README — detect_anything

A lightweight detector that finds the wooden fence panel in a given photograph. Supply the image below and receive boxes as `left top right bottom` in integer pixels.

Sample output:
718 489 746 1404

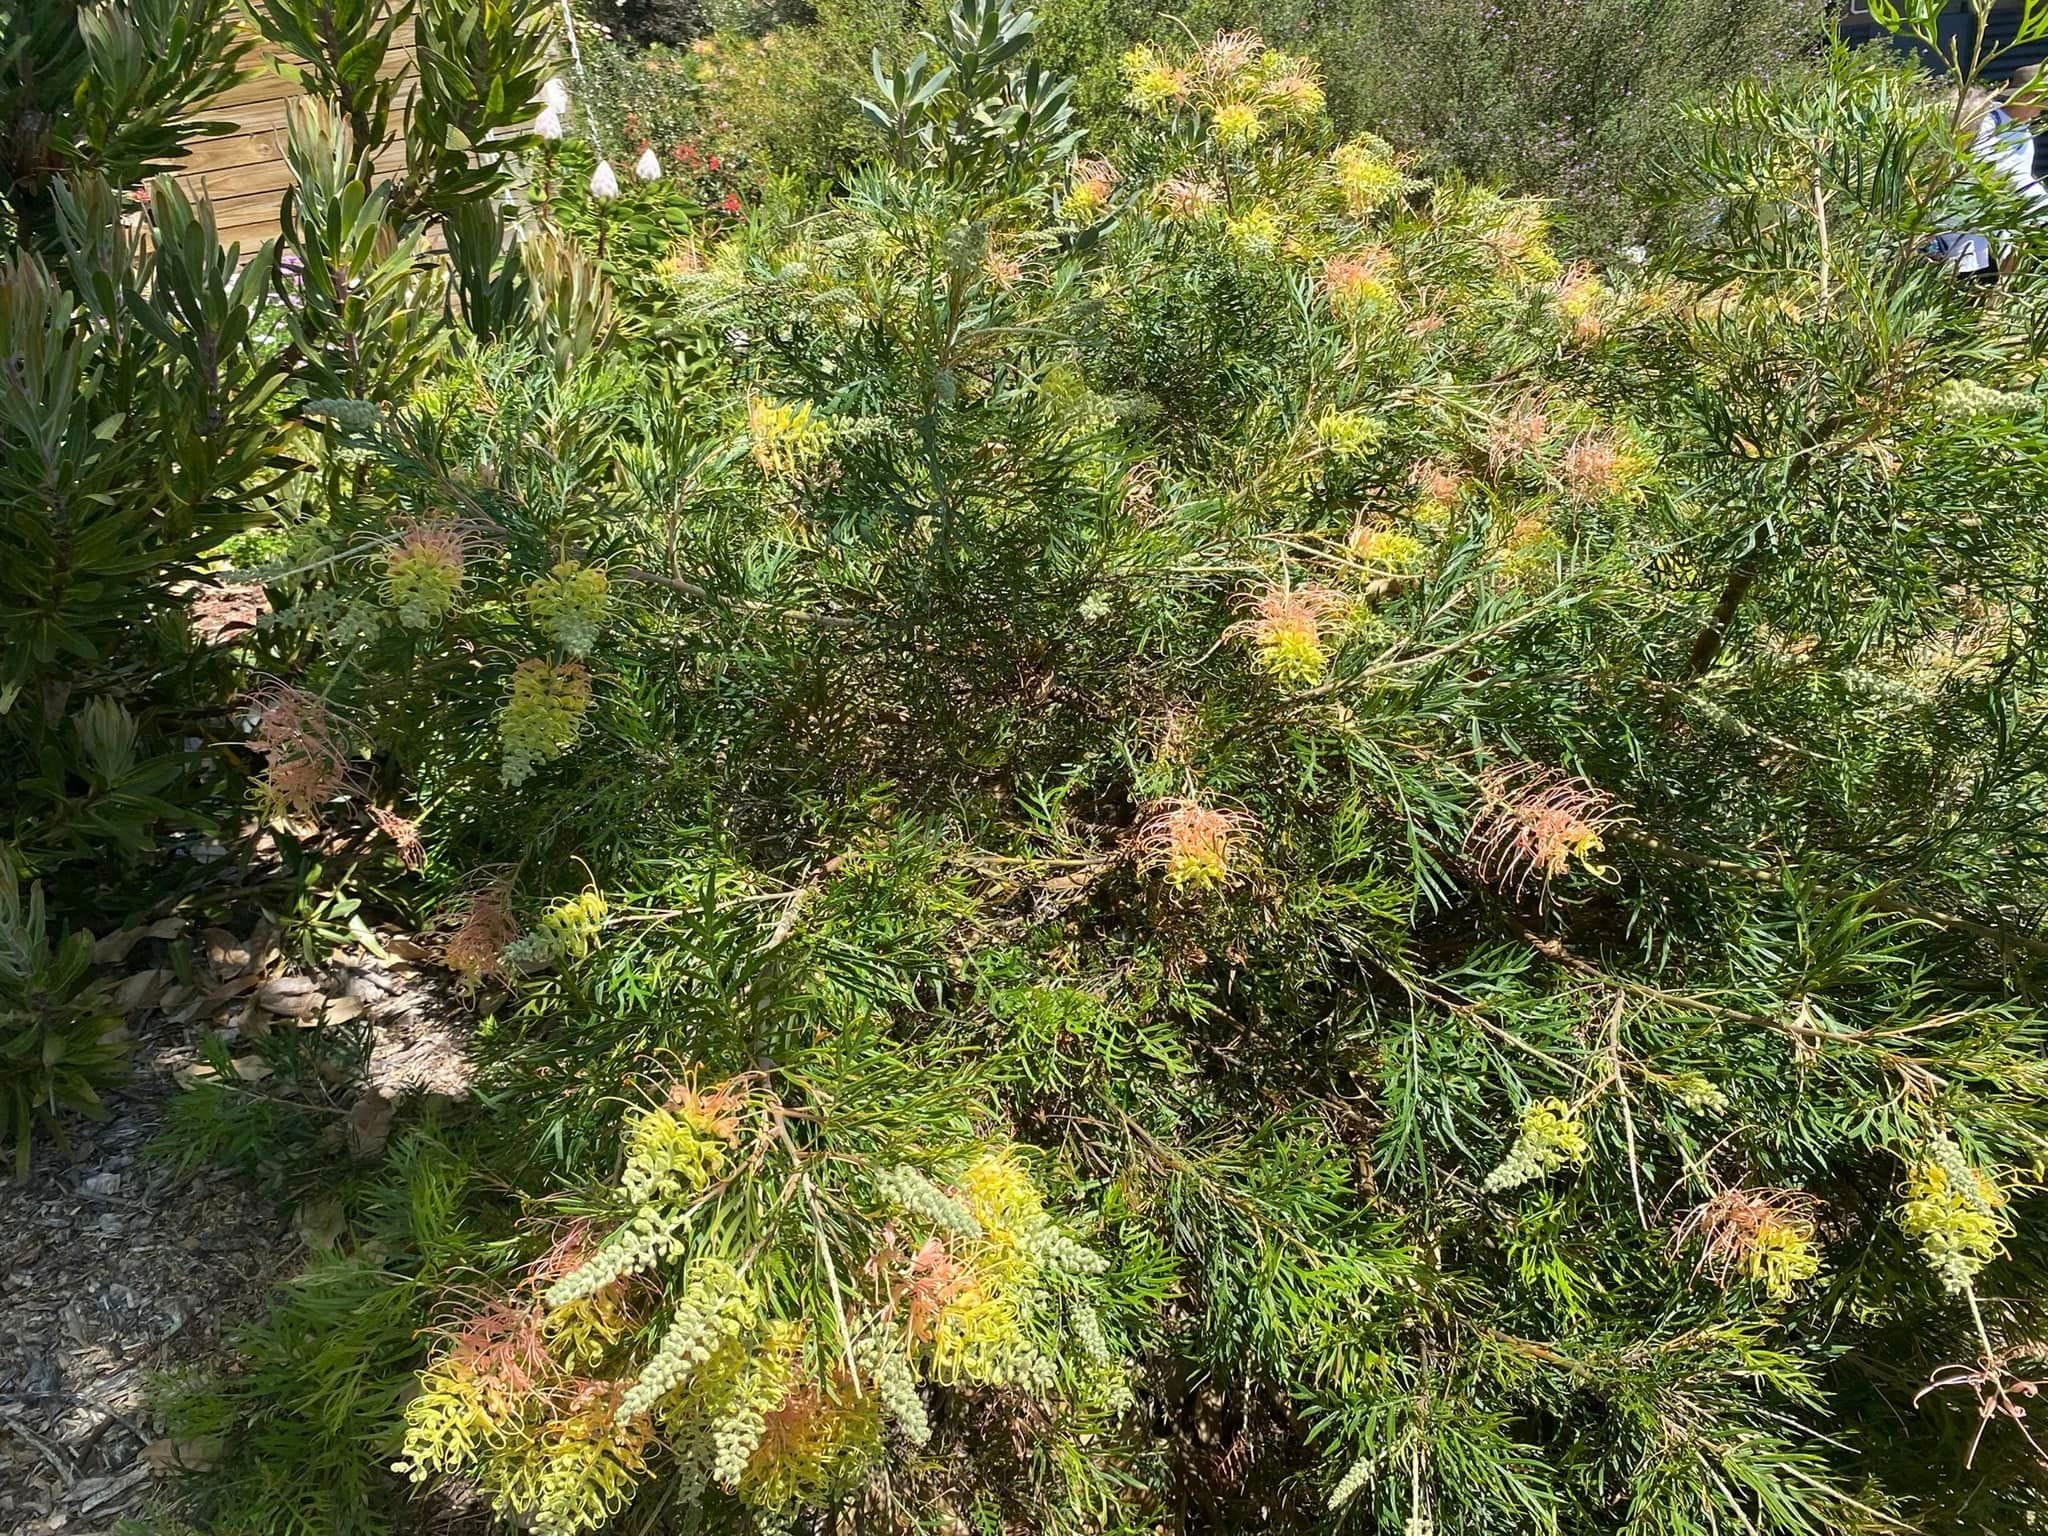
172 27 417 250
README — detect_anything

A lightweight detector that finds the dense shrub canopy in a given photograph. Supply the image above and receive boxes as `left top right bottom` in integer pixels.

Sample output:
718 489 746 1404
9 2 2048 1534
558 0 1823 246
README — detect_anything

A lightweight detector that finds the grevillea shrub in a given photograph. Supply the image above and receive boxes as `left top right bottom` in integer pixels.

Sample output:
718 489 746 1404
395 1072 1123 1530
48 5 2048 1534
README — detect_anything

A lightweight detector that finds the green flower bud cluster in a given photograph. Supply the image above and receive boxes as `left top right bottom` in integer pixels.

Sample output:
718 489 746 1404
1068 1298 1112 1366
860 1336 930 1446
545 1205 687 1306
709 1347 786 1487
1838 667 1931 709
501 930 562 974
873 1164 982 1238
302 397 381 432
527 561 610 657
618 1261 757 1422
1483 1097 1590 1193
1668 1071 1730 1115
1935 378 2035 418
1328 1449 1373 1508
1020 1214 1109 1280
1012 1345 1059 1393
330 599 388 646
501 660 591 786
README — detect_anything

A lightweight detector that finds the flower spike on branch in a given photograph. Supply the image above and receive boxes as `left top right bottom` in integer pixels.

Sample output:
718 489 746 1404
1228 580 1351 688
1465 763 1626 898
247 683 352 820
1136 798 1258 892
1676 1187 1823 1300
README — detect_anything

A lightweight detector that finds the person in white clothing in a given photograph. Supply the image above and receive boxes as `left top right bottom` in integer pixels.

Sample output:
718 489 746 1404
1930 62 2048 280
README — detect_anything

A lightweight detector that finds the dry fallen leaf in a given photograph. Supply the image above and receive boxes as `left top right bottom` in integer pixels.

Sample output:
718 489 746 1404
345 1089 396 1159
295 1195 347 1252
320 994 368 1027
256 974 323 1018
204 927 254 976
114 967 170 1014
94 927 147 965
142 1435 223 1474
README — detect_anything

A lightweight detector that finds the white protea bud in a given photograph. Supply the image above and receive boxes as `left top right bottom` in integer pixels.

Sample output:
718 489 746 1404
533 105 564 141
589 159 620 201
541 76 570 114
634 145 661 181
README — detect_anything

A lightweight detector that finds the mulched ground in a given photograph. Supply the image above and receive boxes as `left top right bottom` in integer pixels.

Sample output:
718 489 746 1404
0 920 472 1533
0 1022 284 1533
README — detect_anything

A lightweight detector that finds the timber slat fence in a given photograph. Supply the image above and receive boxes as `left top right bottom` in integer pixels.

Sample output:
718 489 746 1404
172 22 416 251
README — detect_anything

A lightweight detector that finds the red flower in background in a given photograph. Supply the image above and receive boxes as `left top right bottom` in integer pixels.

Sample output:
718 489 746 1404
720 193 742 214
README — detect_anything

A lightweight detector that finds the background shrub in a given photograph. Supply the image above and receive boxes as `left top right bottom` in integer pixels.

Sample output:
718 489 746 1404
565 0 1824 238
1314 0 1822 247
